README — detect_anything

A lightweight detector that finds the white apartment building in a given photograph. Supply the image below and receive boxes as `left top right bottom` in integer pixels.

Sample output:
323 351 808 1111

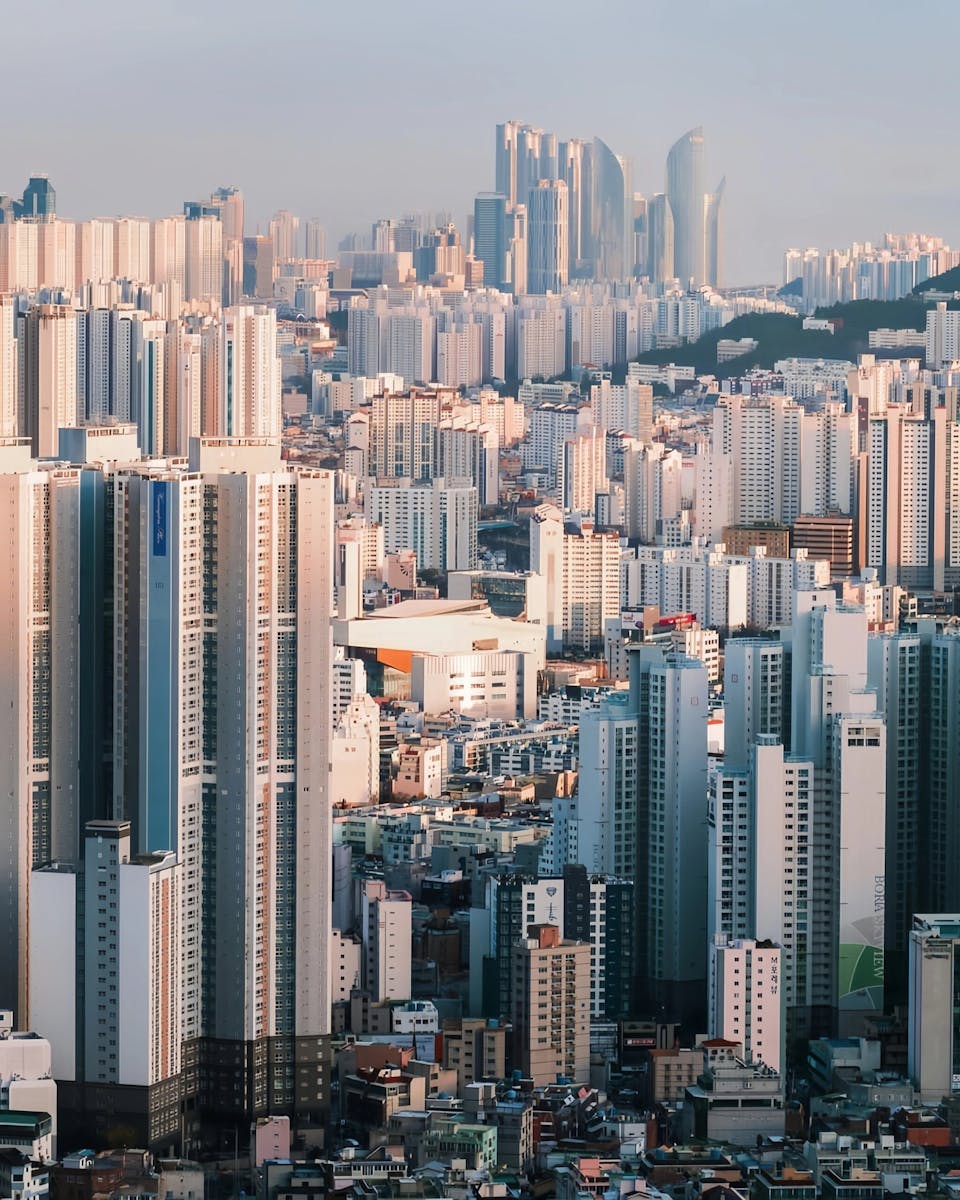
30 821 181 1095
529 505 620 652
560 427 607 517
0 1018 58 1152
219 305 281 438
0 442 81 1022
590 376 653 443
0 296 17 437
332 694 381 808
21 304 78 458
926 302 960 368
361 880 412 1003
331 930 362 1004
622 544 749 631
517 304 567 380
710 936 783 1073
369 389 442 480
366 478 478 571
623 439 683 541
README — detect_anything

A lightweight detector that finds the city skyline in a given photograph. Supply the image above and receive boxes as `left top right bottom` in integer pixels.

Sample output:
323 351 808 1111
4 0 960 285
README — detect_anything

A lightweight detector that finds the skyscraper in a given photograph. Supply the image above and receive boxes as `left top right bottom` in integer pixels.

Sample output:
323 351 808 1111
527 179 568 295
270 209 301 262
0 295 16 437
21 303 79 458
219 304 281 437
646 193 675 285
0 442 81 1020
184 213 222 305
473 193 508 291
16 175 56 220
705 177 725 288
666 127 706 288
590 137 632 281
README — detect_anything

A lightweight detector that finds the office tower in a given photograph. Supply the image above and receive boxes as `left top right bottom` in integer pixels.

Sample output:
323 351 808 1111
474 193 508 291
30 822 182 1149
867 633 922 1003
361 880 412 1003
704 177 725 288
415 224 465 280
243 235 275 298
709 937 783 1072
21 303 79 457
908 915 960 1103
270 210 300 262
589 137 632 281
303 220 326 261
0 295 16 436
184 213 222 304
504 202 527 296
527 180 568 294
511 925 590 1086
559 138 588 273
219 304 281 437
495 122 519 205
0 442 81 1020
366 478 478 571
496 122 557 209
666 127 705 288
17 175 56 220
211 186 244 243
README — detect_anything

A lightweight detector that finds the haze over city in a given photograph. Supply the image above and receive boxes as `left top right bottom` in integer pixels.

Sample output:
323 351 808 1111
8 0 960 1180
5 0 960 283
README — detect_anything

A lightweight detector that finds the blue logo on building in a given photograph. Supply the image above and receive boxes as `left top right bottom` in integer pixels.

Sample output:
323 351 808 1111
153 481 167 557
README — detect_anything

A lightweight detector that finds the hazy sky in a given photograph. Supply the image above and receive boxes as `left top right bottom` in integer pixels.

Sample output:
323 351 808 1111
5 0 959 284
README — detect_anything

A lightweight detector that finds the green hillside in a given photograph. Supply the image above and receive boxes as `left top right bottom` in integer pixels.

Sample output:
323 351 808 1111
913 264 960 295
632 290 960 376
